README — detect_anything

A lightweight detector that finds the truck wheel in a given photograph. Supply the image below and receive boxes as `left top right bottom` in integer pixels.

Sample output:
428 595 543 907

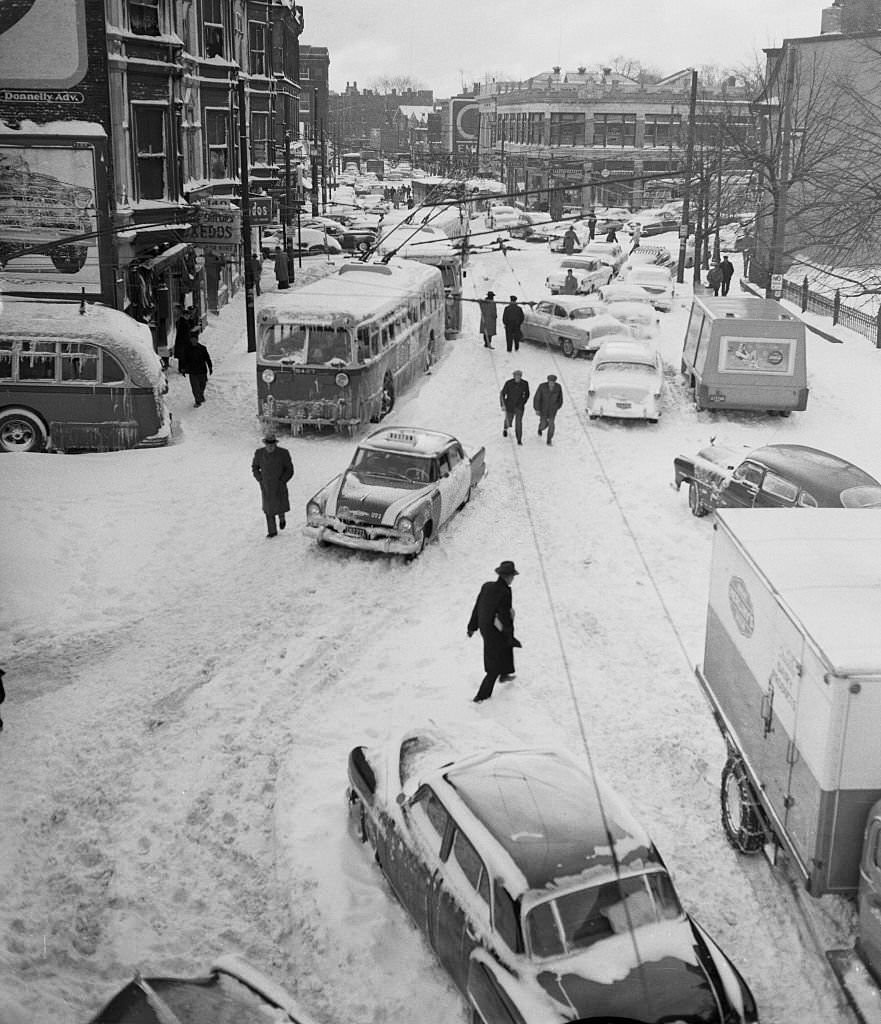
720 756 765 853
688 481 709 517
560 338 575 358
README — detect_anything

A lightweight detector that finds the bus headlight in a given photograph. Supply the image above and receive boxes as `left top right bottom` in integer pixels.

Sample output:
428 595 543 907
262 368 276 384
335 372 350 388
306 500 324 524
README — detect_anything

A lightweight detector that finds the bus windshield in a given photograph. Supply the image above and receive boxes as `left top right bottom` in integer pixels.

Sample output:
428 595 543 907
262 325 352 366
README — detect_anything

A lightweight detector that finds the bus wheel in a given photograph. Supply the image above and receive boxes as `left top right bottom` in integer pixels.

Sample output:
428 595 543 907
379 373 395 418
720 755 765 854
560 338 576 358
0 409 48 453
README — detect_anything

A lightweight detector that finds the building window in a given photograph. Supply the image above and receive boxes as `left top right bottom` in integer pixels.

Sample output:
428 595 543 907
206 109 230 178
132 105 167 200
129 0 160 35
251 112 269 164
643 114 680 149
549 112 585 147
594 113 636 148
527 112 545 145
248 21 266 75
300 66 311 80
204 0 225 58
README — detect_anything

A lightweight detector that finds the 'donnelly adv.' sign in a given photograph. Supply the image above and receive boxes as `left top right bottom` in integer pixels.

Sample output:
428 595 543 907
0 0 88 90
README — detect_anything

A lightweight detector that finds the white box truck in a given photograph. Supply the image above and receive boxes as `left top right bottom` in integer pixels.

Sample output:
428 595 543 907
697 509 881 1020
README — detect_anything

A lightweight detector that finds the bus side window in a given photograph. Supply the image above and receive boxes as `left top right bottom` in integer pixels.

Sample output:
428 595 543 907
370 330 379 357
102 351 125 383
0 341 12 379
61 343 99 382
19 341 57 381
357 327 370 363
381 326 389 348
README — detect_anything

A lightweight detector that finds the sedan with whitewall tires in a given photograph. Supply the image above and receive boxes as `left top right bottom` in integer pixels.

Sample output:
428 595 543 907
587 340 665 422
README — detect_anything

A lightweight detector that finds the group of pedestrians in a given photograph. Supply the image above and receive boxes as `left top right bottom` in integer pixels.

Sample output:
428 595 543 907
173 306 213 408
500 370 564 446
707 255 735 296
478 292 526 353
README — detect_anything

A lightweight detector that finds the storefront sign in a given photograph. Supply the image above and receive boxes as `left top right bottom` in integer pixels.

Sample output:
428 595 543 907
190 208 241 254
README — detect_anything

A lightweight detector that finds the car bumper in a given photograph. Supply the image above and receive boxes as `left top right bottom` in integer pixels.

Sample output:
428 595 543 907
303 523 421 554
588 398 660 420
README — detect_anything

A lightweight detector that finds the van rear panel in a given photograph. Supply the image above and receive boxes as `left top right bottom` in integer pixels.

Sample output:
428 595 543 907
695 381 809 411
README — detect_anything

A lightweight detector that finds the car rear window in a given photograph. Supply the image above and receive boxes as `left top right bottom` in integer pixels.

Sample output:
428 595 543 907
841 485 881 508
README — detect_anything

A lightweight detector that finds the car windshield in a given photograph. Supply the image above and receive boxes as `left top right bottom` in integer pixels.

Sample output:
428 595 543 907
351 449 436 484
841 485 881 508
525 871 682 958
596 360 655 373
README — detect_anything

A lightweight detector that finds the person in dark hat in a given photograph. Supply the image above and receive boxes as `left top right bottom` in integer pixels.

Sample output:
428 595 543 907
467 560 522 703
478 290 497 348
502 296 525 353
251 433 294 538
533 373 564 446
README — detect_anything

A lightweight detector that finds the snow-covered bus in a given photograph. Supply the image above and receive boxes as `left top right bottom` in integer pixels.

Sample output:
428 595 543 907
256 259 445 435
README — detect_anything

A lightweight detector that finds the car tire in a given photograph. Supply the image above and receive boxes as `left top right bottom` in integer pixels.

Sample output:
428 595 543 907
560 338 575 358
720 755 765 854
688 480 709 517
0 408 48 453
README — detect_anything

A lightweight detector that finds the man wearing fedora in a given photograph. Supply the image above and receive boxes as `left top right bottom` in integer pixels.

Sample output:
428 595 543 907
251 433 294 538
467 560 522 703
478 290 497 348
502 296 525 353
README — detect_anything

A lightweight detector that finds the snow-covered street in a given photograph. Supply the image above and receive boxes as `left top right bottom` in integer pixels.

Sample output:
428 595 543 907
3 229 880 1023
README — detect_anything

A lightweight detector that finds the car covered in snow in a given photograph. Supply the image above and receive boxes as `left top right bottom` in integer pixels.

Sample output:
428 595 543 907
673 441 881 517
587 339 665 422
85 954 317 1024
521 297 631 357
626 208 680 237
303 426 485 556
582 240 627 272
546 255 614 295
618 264 675 311
485 205 529 231
601 299 659 341
346 727 759 1024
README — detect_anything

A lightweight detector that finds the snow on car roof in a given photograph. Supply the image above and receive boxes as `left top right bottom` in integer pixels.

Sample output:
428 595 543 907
0 299 163 386
360 426 455 456
594 340 658 362
374 225 457 260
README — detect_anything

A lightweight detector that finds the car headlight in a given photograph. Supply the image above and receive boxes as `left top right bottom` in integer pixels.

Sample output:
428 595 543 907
335 372 350 388
396 515 414 534
306 500 324 524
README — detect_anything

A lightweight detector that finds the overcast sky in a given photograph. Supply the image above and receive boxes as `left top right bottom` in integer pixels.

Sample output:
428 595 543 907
302 0 828 97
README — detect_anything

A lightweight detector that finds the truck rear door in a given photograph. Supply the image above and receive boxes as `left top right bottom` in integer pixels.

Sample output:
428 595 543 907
858 804 881 977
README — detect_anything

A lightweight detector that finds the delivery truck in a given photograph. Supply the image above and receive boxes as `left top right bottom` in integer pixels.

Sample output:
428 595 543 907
696 509 881 1021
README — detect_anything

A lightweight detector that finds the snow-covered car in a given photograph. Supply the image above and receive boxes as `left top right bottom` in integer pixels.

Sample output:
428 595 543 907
521 297 627 357
347 727 759 1024
587 207 631 235
600 281 654 306
627 244 675 269
587 339 665 422
602 299 659 340
291 227 343 255
673 441 881 517
582 240 627 272
510 210 553 241
626 208 680 236
618 264 675 311
85 954 317 1024
485 205 529 231
547 224 585 253
303 426 485 556
546 255 613 295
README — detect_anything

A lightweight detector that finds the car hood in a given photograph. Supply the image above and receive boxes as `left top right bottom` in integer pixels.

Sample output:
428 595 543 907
333 470 427 524
535 921 722 1023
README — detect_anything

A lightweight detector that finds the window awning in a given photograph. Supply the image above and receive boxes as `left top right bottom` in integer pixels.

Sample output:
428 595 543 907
140 242 194 275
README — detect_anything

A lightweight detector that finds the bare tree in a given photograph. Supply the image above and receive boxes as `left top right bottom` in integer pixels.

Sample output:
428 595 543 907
369 75 426 95
595 57 663 86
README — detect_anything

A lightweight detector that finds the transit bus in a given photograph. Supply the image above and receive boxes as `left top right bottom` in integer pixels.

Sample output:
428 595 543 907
374 214 464 336
0 300 171 452
256 258 445 435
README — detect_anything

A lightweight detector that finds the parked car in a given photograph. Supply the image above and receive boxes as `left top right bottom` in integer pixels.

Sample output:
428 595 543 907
586 207 631 235
304 426 485 556
337 224 378 253
626 208 680 236
582 240 627 272
600 281 654 306
587 339 665 422
547 224 585 253
485 205 529 231
673 441 881 517
618 264 675 311
510 210 553 241
628 244 675 268
546 255 613 295
85 954 318 1024
522 297 629 357
291 227 343 255
602 299 659 340
347 727 759 1024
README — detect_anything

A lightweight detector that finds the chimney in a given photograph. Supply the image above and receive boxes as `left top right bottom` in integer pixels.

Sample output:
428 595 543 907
821 0 843 31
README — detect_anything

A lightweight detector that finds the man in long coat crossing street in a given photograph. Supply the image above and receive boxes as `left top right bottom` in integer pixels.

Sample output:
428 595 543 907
251 434 294 538
478 290 497 347
467 560 522 703
502 296 525 352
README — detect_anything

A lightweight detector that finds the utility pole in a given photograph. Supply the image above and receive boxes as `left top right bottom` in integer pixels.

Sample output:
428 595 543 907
283 126 291 251
768 45 795 298
677 69 698 285
311 86 319 216
320 117 327 211
237 77 256 354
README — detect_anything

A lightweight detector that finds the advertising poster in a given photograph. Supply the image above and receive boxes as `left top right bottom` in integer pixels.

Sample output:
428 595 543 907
0 0 88 90
0 144 101 296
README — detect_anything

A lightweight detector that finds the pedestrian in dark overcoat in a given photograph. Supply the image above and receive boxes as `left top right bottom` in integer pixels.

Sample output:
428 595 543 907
707 261 723 296
605 228 618 243
467 560 522 702
586 211 597 240
249 252 263 296
562 226 579 254
251 434 294 538
533 374 564 445
274 246 290 289
720 255 735 296
502 295 525 353
173 307 195 374
500 369 530 444
478 290 497 348
186 333 213 407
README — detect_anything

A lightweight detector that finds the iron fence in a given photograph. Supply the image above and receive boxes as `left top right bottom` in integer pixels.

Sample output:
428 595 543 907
782 275 881 347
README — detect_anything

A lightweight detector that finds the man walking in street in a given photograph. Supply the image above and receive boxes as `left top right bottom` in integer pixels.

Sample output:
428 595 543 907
186 331 213 407
467 560 522 703
720 255 735 296
273 246 290 290
478 290 497 348
502 295 524 353
586 210 597 241
562 225 579 254
533 373 564 445
251 434 294 538
249 252 263 296
562 269 579 295
500 369 529 444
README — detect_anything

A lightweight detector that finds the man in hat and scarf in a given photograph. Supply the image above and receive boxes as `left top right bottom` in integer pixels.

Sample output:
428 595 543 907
251 434 294 537
467 560 522 703
478 290 497 348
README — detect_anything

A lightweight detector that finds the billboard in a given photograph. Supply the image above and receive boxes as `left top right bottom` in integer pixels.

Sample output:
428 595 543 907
0 0 88 91
449 98 479 153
